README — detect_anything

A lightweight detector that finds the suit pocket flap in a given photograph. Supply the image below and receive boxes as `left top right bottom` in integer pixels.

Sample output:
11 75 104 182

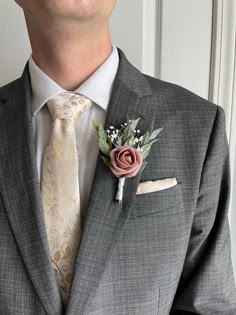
129 182 182 219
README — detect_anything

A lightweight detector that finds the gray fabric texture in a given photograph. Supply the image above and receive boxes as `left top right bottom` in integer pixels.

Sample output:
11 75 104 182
0 48 236 314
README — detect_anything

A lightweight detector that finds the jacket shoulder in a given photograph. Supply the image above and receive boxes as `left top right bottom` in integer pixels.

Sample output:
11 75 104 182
142 74 226 139
143 74 219 115
0 78 20 100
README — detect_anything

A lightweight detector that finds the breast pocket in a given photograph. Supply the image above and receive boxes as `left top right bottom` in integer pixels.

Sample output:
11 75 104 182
128 182 183 219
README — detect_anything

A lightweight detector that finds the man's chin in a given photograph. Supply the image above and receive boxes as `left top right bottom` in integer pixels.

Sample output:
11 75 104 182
16 0 116 25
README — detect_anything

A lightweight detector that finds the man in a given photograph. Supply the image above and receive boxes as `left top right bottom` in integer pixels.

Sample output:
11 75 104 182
0 0 235 314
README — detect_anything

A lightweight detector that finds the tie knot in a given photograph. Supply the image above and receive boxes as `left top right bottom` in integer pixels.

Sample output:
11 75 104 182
47 92 92 121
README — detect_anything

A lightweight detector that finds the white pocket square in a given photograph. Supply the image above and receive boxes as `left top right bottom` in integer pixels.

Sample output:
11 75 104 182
136 177 177 195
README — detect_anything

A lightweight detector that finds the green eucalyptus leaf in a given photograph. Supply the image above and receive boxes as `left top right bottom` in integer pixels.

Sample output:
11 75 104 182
116 135 123 147
149 119 154 134
123 136 134 146
122 118 140 143
107 135 113 148
92 119 100 132
122 125 132 143
141 139 158 159
98 124 107 142
98 138 111 156
149 127 163 140
130 118 140 131
92 119 100 138
141 131 150 145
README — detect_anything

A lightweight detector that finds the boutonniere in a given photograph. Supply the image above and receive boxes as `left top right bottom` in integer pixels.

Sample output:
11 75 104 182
92 118 163 204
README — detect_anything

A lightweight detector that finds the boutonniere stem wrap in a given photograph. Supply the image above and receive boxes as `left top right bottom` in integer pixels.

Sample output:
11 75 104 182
92 118 163 204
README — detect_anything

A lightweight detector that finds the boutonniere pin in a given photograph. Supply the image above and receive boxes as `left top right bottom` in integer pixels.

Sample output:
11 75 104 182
92 118 163 205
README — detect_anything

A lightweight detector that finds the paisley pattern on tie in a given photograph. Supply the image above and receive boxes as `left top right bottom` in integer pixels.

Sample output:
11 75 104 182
41 92 92 304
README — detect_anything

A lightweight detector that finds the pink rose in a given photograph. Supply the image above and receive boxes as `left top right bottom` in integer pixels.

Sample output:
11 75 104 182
109 146 143 177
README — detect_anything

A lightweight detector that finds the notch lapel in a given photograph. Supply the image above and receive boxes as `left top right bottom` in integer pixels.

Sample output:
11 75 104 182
66 50 153 314
0 66 62 314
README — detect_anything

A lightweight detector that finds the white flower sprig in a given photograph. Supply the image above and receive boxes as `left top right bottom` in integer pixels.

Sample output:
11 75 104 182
106 121 143 147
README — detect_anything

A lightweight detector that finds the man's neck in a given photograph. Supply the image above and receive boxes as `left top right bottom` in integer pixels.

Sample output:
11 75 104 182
26 19 113 90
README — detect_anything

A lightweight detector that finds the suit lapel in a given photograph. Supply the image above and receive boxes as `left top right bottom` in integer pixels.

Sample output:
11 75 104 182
66 50 153 314
0 49 154 315
0 66 62 314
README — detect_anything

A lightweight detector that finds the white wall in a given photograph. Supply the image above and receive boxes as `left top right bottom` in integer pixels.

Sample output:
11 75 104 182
0 2 30 86
110 0 143 71
111 0 213 100
159 0 213 100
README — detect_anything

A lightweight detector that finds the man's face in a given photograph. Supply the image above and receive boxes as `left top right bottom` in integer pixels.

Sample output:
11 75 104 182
15 0 117 22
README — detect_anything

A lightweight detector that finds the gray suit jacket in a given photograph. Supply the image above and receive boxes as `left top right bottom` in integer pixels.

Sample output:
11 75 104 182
0 49 236 315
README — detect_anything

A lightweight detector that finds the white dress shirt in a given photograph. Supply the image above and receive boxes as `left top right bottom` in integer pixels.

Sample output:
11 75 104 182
28 45 119 216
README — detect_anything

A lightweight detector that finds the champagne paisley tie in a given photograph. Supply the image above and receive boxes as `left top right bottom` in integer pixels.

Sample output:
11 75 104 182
41 92 92 304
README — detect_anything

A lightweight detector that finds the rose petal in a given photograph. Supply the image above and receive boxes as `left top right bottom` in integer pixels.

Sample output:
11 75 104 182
109 146 143 177
120 153 131 165
116 160 130 169
117 152 131 168
122 152 134 165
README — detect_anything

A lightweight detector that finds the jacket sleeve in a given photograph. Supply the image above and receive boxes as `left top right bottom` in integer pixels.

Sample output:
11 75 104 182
170 105 236 314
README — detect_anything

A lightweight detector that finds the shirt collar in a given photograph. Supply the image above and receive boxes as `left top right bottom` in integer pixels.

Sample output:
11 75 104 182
28 44 119 117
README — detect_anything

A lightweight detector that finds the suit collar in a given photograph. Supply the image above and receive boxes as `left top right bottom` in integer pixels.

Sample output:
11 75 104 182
116 48 152 98
0 48 153 314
